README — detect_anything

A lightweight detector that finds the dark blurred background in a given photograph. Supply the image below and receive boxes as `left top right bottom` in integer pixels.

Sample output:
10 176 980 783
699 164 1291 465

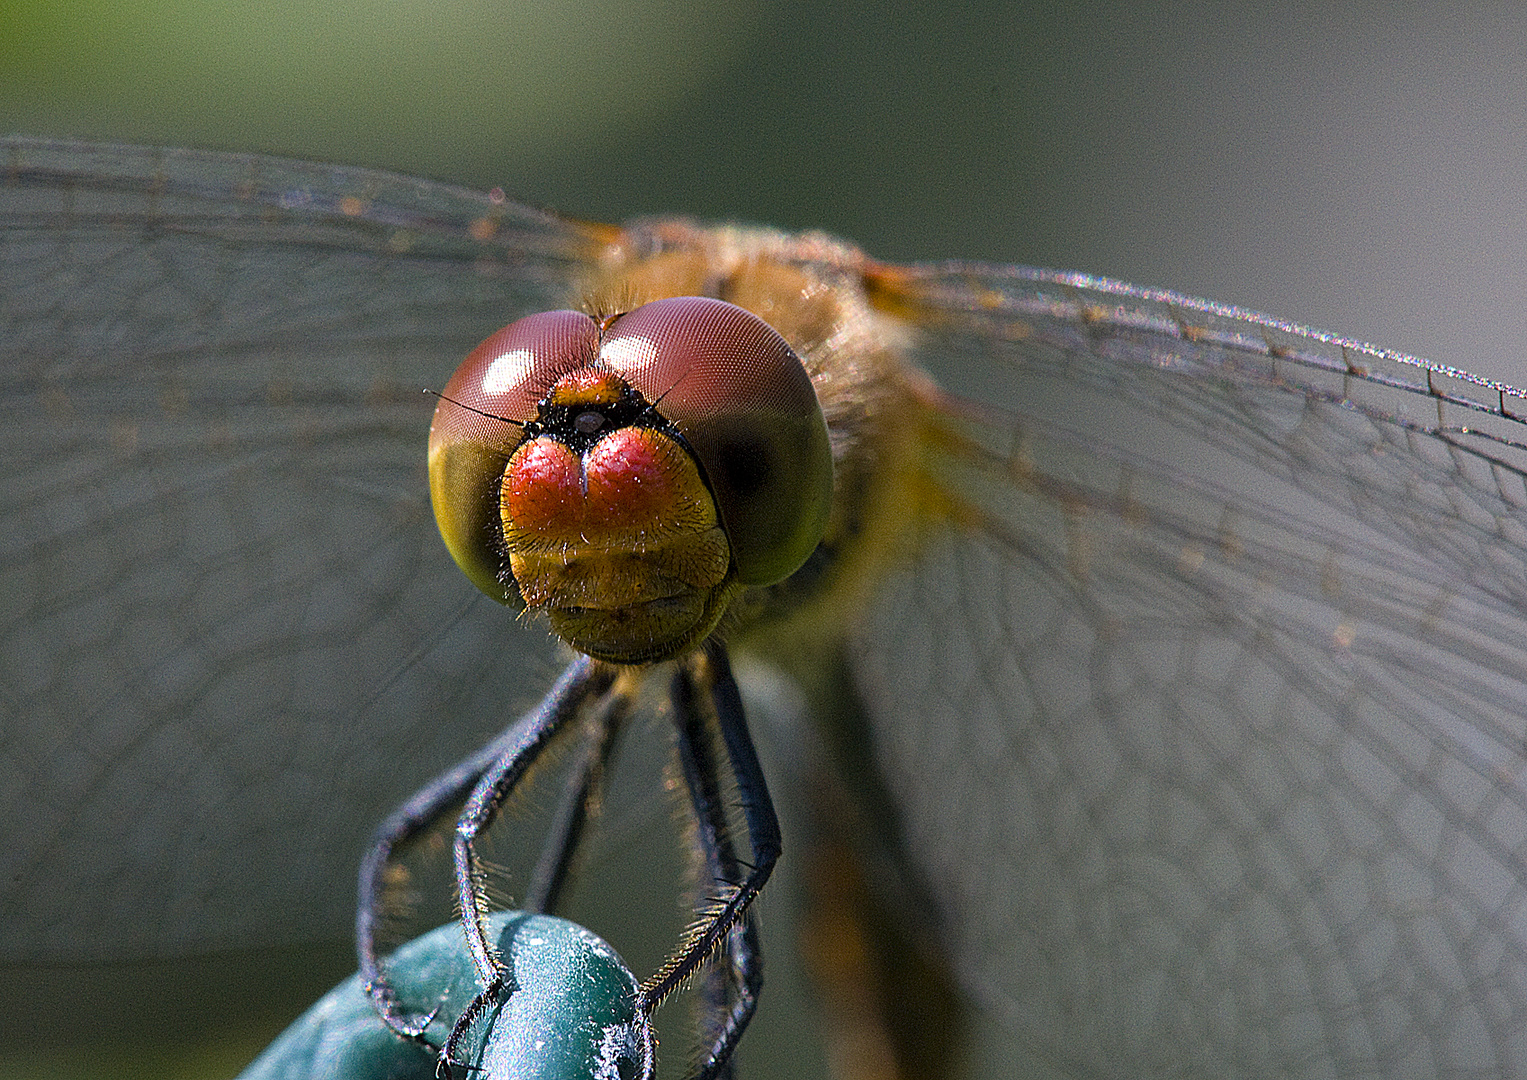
7 0 1527 381
6 1 1527 1077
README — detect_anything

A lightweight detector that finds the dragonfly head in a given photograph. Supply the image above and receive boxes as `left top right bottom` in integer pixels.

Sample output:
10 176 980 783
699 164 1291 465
428 296 834 664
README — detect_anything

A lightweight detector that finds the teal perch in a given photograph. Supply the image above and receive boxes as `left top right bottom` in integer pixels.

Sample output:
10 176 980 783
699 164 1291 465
240 912 644 1080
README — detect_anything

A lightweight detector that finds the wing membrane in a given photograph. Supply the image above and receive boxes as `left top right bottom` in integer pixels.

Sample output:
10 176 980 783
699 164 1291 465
1 138 600 960
853 267 1527 1076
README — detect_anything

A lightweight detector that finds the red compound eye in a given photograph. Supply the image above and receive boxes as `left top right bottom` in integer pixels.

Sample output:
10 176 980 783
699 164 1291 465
597 296 833 588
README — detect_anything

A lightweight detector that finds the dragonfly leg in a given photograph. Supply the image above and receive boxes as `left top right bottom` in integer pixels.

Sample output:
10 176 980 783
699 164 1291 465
357 654 614 1039
644 641 780 1077
438 656 636 1075
522 686 630 915
671 657 761 1079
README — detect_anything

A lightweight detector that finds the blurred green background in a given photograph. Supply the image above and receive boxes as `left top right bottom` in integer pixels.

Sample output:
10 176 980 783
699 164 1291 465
5 1 1527 1077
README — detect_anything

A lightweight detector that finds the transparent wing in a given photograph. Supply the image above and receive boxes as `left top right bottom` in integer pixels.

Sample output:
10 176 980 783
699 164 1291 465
0 137 604 961
854 267 1527 1077
15 135 1527 1079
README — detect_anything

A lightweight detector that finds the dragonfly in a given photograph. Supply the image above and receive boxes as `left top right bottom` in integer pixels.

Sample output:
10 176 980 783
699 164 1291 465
7 135 1527 1079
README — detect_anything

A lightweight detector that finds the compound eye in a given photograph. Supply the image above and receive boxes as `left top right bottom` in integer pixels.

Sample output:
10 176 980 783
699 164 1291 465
428 310 600 602
601 297 833 586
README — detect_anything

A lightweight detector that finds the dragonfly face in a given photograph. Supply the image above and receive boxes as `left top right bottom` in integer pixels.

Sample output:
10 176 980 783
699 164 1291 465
8 136 1527 1078
427 295 834 662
